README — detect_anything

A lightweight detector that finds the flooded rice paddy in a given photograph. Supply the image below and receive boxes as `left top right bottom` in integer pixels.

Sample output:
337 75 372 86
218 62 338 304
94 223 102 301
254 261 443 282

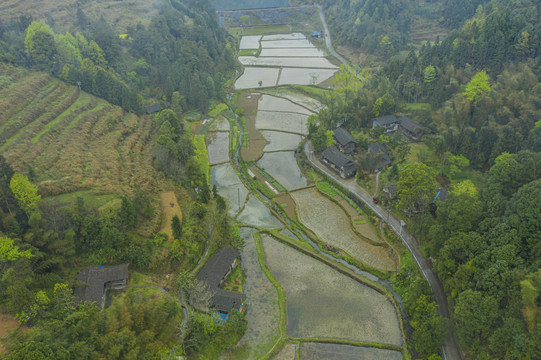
260 47 325 57
258 95 314 115
266 89 324 113
257 152 307 191
278 68 337 86
262 235 402 345
273 343 298 360
237 195 282 228
235 67 280 89
291 189 397 271
260 39 314 48
210 163 249 217
255 111 308 135
240 35 261 49
300 343 403 360
262 33 306 41
237 228 281 358
209 115 230 131
206 132 229 165
262 131 303 152
238 57 337 69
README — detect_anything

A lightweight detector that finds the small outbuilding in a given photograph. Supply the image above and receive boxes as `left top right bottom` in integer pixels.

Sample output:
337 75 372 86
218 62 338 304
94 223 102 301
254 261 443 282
333 127 357 155
312 30 322 38
145 101 170 115
321 146 357 178
74 264 129 309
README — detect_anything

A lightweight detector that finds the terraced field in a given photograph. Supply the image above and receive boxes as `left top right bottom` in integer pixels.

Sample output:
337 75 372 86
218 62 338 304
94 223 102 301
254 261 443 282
0 64 169 198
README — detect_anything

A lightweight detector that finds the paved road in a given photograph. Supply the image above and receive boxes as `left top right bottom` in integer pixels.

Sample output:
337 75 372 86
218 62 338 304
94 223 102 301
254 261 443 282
304 142 462 360
316 5 348 65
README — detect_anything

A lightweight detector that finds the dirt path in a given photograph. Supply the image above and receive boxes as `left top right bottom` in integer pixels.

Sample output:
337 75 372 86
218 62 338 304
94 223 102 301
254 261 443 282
304 141 462 360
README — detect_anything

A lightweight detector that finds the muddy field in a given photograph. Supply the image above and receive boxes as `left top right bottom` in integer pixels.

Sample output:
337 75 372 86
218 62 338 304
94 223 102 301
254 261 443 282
240 35 262 49
291 189 397 271
300 343 403 360
262 236 402 345
237 228 281 359
238 93 266 161
258 95 313 115
238 57 337 69
209 115 230 132
207 131 230 165
258 152 307 191
262 33 305 41
237 195 282 228
255 111 308 135
262 131 302 152
210 163 249 217
236 67 280 89
273 343 298 360
278 68 337 86
274 193 297 219
335 196 382 244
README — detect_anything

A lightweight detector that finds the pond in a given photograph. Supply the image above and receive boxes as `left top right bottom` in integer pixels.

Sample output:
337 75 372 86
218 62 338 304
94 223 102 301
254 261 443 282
258 95 313 115
262 131 303 152
210 163 249 217
262 33 306 41
262 235 402 345
237 194 283 229
255 111 308 135
240 35 261 49
291 189 397 272
300 343 403 360
236 228 281 359
235 67 280 90
207 132 230 165
257 151 307 191
278 68 337 86
238 57 337 69
260 39 314 48
260 48 325 57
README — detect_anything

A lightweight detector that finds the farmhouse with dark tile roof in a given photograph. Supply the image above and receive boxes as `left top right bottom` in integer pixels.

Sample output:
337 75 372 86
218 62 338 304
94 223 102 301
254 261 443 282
74 264 129 309
333 127 357 155
194 246 243 313
372 115 426 140
321 146 356 178
367 142 391 171
145 101 170 114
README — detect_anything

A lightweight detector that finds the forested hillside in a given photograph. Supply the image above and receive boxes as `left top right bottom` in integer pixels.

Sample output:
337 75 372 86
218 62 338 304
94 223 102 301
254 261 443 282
312 0 541 358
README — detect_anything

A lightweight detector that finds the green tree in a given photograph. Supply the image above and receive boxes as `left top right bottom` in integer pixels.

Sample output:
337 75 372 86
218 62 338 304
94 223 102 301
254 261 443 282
463 70 491 104
171 215 183 240
333 64 365 102
0 236 33 262
119 196 137 228
423 65 436 83
9 173 41 217
410 295 447 358
397 162 436 217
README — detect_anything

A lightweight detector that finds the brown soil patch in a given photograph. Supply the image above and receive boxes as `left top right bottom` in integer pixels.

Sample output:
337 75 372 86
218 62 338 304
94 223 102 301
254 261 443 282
238 93 266 161
274 194 296 219
159 191 183 241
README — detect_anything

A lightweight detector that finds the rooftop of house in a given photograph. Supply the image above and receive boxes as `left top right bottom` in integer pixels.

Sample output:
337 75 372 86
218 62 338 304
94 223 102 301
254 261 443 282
399 116 424 132
196 246 240 289
322 146 354 169
373 115 399 126
333 127 357 146
212 289 244 313
145 101 170 114
74 264 129 308
367 142 391 170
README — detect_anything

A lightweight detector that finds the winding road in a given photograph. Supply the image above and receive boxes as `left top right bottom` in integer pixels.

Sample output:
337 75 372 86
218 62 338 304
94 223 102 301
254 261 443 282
317 5 348 65
304 142 462 360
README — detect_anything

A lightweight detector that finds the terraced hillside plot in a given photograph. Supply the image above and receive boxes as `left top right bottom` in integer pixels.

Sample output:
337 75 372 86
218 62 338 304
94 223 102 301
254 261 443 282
260 48 324 57
301 343 403 360
291 189 397 271
262 236 402 345
278 68 337 86
209 116 230 131
237 228 281 358
206 132 229 165
210 163 249 217
237 195 282 229
262 33 306 41
258 95 313 115
238 57 337 69
261 39 314 48
240 35 262 49
0 67 169 198
255 111 308 135
262 131 303 152
235 67 280 89
258 152 307 191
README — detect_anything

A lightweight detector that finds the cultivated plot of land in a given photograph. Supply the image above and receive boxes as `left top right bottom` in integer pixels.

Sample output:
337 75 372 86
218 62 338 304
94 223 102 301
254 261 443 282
278 68 337 86
260 48 324 57
300 343 403 360
262 33 306 41
335 197 381 244
210 163 249 217
258 152 307 191
255 111 308 135
238 93 266 161
265 89 324 113
209 115 230 132
262 236 402 345
274 194 297 220
238 57 337 69
240 35 262 49
159 192 183 241
206 131 230 165
291 189 397 271
237 195 282 229
258 95 314 115
235 67 280 89
261 39 314 48
273 343 298 360
237 228 281 359
262 131 303 152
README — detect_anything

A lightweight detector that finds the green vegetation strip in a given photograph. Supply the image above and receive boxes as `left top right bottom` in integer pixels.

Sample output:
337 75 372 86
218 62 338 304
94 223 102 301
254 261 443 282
254 232 287 359
287 337 402 352
208 103 228 118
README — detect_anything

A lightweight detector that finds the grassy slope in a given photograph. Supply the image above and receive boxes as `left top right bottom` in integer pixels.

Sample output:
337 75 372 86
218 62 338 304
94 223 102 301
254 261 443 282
0 63 171 214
